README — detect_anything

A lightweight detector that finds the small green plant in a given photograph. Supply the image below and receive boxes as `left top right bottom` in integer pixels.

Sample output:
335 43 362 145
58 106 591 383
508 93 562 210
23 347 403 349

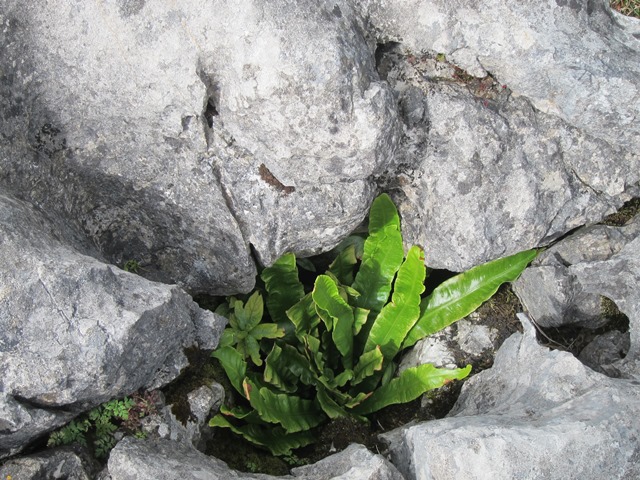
123 259 140 273
47 418 91 447
610 0 640 18
47 391 158 458
216 292 285 366
210 194 536 456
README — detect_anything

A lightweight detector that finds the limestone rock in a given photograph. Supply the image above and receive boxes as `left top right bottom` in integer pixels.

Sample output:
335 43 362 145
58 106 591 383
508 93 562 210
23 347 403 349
0 194 225 458
290 443 404 480
107 438 403 480
513 216 639 330
572 234 640 379
366 0 640 152
107 437 264 480
578 330 630 376
383 315 640 479
0 447 96 480
379 48 639 270
204 0 400 265
0 0 400 283
1 0 256 294
150 384 224 451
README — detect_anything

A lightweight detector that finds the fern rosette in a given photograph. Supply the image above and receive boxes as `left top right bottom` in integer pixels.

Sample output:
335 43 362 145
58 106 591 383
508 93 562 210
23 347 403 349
210 194 536 456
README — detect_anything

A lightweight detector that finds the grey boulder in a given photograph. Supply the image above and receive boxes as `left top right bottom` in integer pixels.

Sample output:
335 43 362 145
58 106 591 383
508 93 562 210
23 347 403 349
106 438 403 480
149 384 224 451
0 447 96 480
380 49 638 270
1 0 256 294
514 216 640 329
383 315 640 480
0 194 225 458
572 233 640 379
367 0 640 152
1 0 400 286
205 0 400 265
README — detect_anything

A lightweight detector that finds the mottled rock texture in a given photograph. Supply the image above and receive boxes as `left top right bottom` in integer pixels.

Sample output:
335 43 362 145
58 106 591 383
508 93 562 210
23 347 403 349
0 194 225 458
383 316 640 480
0 447 97 480
514 216 640 329
1 0 639 477
0 0 400 286
107 438 402 480
376 42 638 271
365 0 640 152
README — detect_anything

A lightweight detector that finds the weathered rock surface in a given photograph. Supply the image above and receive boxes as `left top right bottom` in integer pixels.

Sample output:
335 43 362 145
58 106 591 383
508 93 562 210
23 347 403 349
579 330 631 375
378 45 639 271
2 0 637 277
289 443 404 480
1 0 639 477
514 215 640 329
196 0 400 265
107 438 403 480
0 447 96 480
148 384 224 451
572 233 640 379
0 0 400 281
366 0 640 152
400 313 513 373
0 194 225 459
383 315 640 480
0 0 256 295
107 437 261 480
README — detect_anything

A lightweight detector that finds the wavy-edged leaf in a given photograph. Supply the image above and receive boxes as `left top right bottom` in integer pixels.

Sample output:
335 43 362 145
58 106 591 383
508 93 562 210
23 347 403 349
321 368 353 393
234 291 263 331
329 369 353 389
404 249 538 348
300 333 324 373
312 275 354 368
353 345 384 385
286 294 319 336
261 252 305 325
364 245 426 360
246 381 324 433
352 225 404 318
353 364 472 415
218 328 235 348
251 323 285 340
244 335 262 366
218 404 256 421
316 385 348 419
353 307 370 335
263 345 295 392
209 415 315 456
367 193 401 234
211 346 247 396
264 344 316 391
338 284 361 300
315 304 333 331
344 391 371 409
329 244 359 285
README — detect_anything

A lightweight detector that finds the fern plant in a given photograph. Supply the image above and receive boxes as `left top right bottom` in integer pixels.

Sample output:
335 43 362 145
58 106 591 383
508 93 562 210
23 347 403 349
210 194 536 456
48 392 157 458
